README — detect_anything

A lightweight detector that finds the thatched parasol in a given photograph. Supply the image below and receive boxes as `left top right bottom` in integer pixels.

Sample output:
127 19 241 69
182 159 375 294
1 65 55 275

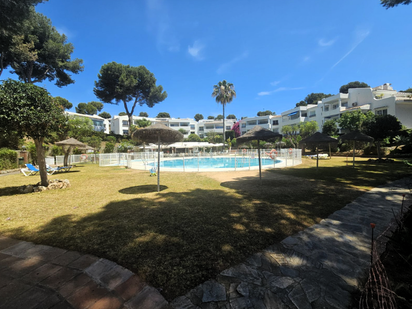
340 131 374 167
236 126 282 182
132 123 184 192
56 138 86 166
300 132 338 169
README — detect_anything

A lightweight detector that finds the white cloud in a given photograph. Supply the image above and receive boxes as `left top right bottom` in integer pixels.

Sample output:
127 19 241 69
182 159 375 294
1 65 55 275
331 28 370 69
257 87 304 96
217 51 248 74
145 0 180 53
318 38 337 47
188 40 205 60
270 80 281 86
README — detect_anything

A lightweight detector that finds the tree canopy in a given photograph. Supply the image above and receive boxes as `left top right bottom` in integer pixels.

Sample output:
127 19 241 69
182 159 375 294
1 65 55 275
0 79 64 185
139 111 148 117
98 111 111 119
157 112 170 118
187 133 201 142
75 102 103 115
381 0 411 8
207 116 214 119
94 62 167 134
194 113 204 122
257 110 274 116
322 119 339 136
226 114 237 119
53 96 72 110
2 9 83 86
215 115 223 120
339 81 370 94
119 112 127 116
338 110 375 132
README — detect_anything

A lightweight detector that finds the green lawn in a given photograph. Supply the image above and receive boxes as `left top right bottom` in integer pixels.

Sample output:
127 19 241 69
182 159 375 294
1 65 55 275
0 157 410 300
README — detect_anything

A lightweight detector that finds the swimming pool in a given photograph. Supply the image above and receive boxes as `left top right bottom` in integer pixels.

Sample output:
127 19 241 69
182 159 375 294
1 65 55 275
147 156 281 169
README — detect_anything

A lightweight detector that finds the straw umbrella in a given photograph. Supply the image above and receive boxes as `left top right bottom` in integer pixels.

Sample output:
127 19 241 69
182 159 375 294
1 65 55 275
56 138 86 166
236 126 282 182
300 132 338 170
132 123 184 192
340 131 374 167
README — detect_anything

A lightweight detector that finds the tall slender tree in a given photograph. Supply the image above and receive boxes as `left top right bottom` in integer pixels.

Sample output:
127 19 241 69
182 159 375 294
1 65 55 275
212 80 236 147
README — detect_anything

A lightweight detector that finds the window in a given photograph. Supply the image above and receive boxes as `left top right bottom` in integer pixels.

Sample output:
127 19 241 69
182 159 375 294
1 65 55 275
226 126 231 130
247 120 257 126
258 119 268 124
301 112 307 117
190 125 195 129
241 123 246 128
324 106 329 112
333 104 338 110
272 120 279 125
123 130 129 135
122 121 128 126
199 127 204 131
205 125 214 129
309 111 316 118
376 109 387 116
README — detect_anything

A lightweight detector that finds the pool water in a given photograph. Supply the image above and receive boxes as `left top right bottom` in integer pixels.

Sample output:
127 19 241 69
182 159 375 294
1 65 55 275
148 157 281 169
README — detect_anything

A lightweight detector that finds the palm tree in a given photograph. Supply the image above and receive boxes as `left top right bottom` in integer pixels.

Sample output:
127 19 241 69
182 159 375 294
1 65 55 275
212 80 236 147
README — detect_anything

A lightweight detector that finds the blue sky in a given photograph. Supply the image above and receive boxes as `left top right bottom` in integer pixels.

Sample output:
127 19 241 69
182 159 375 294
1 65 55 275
3 0 412 119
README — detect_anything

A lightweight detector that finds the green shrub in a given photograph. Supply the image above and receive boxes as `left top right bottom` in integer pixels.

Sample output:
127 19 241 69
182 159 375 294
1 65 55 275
104 142 115 153
0 148 17 170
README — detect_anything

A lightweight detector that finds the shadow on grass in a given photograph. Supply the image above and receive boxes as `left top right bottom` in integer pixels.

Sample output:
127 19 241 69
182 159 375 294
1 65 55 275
119 185 168 194
0 186 21 197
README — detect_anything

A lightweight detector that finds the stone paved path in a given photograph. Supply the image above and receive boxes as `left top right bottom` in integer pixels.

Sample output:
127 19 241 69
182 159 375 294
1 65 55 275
170 177 412 309
0 237 169 309
1 177 411 309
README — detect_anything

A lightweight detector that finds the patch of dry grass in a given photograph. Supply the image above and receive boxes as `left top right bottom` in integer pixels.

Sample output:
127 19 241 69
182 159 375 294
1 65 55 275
0 157 409 300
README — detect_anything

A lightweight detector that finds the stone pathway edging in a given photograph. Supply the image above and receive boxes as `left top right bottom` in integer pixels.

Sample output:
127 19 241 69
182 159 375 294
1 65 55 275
170 177 412 309
0 237 169 309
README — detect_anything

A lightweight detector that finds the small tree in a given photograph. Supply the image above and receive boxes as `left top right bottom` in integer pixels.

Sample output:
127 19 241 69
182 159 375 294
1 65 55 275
187 133 201 142
322 119 339 136
207 116 214 119
54 96 72 110
157 112 170 118
139 112 148 117
0 79 65 186
194 113 204 122
226 114 237 120
99 111 111 119
339 81 370 94
215 114 223 120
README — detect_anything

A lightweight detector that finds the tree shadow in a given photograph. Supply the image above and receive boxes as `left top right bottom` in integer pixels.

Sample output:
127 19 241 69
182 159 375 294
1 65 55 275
0 186 21 197
119 185 168 194
5 187 307 300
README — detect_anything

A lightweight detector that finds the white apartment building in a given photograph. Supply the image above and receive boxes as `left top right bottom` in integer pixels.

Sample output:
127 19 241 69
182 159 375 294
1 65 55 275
239 83 412 135
65 112 109 133
197 119 236 138
69 83 411 139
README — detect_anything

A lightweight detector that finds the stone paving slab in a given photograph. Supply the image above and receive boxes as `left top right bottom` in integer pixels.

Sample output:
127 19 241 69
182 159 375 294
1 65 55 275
0 239 167 309
170 176 412 309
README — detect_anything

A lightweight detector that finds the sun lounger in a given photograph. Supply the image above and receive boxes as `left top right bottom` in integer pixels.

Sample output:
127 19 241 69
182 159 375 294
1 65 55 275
46 164 73 173
21 164 40 176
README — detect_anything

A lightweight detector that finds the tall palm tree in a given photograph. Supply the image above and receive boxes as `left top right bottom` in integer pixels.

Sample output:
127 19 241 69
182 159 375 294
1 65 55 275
212 80 236 147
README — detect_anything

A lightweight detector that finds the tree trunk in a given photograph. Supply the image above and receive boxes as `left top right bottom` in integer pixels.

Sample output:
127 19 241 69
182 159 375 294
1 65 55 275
222 103 225 148
376 142 382 160
64 146 72 166
128 114 133 136
34 138 49 187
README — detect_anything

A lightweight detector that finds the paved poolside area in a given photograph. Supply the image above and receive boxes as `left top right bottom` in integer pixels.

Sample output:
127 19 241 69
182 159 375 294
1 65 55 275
0 176 410 308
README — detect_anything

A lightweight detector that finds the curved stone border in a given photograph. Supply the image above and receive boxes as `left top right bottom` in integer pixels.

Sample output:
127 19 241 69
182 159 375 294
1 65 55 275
0 237 169 309
171 177 412 309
